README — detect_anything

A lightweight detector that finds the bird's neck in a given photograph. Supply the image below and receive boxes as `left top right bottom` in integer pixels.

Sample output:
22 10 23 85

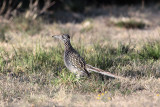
64 41 73 50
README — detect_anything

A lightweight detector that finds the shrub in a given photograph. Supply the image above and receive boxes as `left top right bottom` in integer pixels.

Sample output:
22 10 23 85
115 20 146 29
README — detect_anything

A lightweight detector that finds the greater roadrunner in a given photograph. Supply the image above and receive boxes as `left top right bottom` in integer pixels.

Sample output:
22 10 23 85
52 34 121 79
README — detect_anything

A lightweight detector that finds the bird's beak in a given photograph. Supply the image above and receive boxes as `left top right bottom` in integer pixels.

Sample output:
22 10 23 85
52 35 60 39
52 35 61 39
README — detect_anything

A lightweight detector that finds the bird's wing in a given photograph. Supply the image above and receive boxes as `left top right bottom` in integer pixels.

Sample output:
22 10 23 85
69 50 89 75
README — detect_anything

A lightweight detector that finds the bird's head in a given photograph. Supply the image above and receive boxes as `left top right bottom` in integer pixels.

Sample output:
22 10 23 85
52 34 70 43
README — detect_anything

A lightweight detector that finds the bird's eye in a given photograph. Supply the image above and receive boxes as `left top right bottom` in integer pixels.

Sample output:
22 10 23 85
67 35 70 39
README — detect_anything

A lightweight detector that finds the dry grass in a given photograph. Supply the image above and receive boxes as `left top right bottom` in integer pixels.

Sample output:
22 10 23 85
0 5 160 107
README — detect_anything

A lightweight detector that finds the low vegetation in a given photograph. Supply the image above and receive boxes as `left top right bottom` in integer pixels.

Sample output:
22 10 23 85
115 20 147 29
0 6 160 107
0 39 160 105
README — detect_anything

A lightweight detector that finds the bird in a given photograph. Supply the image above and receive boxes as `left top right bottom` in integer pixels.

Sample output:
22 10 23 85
52 34 121 79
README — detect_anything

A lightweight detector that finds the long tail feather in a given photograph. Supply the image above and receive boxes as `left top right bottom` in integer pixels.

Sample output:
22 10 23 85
86 64 122 79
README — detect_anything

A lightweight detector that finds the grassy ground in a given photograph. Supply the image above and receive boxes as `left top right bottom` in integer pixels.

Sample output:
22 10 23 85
1 5 160 107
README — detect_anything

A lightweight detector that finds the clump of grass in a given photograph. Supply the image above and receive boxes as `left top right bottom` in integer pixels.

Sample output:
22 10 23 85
85 44 134 70
139 41 160 60
115 20 146 29
13 16 43 35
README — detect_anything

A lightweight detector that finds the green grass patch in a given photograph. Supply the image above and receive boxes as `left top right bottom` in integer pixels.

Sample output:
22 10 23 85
0 43 159 96
85 44 134 70
115 20 146 29
139 42 160 60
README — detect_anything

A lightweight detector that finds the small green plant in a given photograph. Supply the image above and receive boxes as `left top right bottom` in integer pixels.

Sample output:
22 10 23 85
139 42 160 60
115 20 146 29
